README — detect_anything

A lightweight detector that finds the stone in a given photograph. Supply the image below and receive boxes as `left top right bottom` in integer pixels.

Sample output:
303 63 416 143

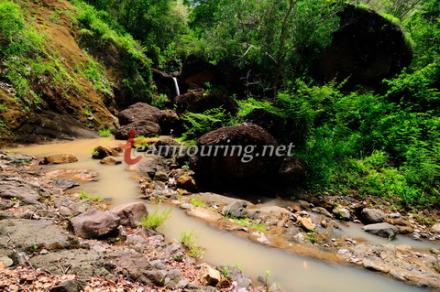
176 174 197 191
360 208 385 224
30 249 106 279
277 157 306 184
201 264 222 286
332 205 351 220
53 179 79 190
43 154 78 164
111 202 148 227
92 146 113 159
429 223 440 234
222 201 248 218
154 171 169 181
0 256 13 267
0 219 76 251
298 217 316 232
115 103 181 139
362 223 398 239
362 258 390 273
99 156 122 165
0 180 40 204
312 207 333 218
194 124 281 186
315 4 412 87
69 209 120 239
50 280 83 292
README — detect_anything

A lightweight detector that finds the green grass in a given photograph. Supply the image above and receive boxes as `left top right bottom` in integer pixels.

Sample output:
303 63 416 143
227 216 266 233
98 128 112 137
140 209 171 230
79 190 103 202
151 93 169 108
189 197 206 207
180 231 203 258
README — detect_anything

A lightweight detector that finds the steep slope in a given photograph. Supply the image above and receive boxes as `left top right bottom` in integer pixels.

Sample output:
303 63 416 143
0 0 153 144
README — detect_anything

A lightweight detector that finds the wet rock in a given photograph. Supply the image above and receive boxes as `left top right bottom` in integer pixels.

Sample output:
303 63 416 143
53 179 79 190
362 258 390 273
248 206 291 223
114 120 161 140
0 180 40 204
176 174 197 191
360 208 385 224
69 209 120 239
312 207 333 218
298 217 316 232
201 264 222 286
154 171 169 181
397 225 414 234
46 169 98 183
43 154 78 164
99 156 122 165
0 219 77 251
431 223 440 234
194 124 281 186
50 280 83 292
30 249 106 279
175 88 237 114
137 155 166 178
187 207 223 223
0 255 13 267
111 202 148 227
362 223 398 239
222 201 248 218
315 4 412 87
92 146 113 159
332 205 351 220
116 103 181 139
218 265 252 290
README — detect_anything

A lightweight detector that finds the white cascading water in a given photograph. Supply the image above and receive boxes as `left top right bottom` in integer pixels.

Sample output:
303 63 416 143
172 77 180 97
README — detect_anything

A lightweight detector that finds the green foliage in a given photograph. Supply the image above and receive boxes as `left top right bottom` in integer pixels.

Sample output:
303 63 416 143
78 57 113 96
150 93 169 109
189 197 206 207
140 209 171 230
180 231 203 258
98 128 112 137
182 107 240 138
79 190 103 202
226 216 266 233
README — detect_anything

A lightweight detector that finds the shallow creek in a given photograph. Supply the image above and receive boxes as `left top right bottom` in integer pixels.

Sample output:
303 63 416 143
7 138 425 291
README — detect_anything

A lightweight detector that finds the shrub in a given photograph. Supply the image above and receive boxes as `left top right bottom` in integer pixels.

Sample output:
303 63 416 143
79 190 103 202
98 128 112 137
140 209 171 230
180 231 203 258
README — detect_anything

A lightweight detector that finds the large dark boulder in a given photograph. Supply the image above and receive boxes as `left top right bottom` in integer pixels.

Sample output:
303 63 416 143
175 89 237 114
193 124 282 187
115 102 182 139
315 5 412 87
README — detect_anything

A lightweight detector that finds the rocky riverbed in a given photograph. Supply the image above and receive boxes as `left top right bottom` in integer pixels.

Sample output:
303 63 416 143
134 138 440 289
0 151 257 291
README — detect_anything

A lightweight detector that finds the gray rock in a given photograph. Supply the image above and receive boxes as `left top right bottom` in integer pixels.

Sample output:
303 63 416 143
360 208 385 224
362 223 398 239
111 202 148 227
0 180 40 204
0 256 13 267
312 207 333 218
70 209 120 239
53 179 80 190
30 249 107 278
0 219 77 251
222 201 248 218
332 205 351 220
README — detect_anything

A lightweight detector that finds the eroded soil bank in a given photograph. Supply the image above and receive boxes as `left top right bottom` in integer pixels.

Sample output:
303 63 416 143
3 137 439 291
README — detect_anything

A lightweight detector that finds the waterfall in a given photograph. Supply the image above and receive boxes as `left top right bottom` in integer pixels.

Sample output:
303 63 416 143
172 77 180 97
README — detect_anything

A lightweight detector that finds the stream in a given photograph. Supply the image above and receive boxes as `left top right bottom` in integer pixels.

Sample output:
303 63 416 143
7 138 428 291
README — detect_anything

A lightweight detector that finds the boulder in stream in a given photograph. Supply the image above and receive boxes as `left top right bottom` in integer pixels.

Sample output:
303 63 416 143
360 208 385 224
43 154 78 164
362 222 398 239
111 202 148 227
194 124 281 186
69 209 120 239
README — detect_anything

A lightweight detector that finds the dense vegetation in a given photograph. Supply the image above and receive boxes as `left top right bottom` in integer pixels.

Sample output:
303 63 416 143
0 0 438 207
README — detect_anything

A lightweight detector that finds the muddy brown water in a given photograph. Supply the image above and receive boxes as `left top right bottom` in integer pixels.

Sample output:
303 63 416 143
7 138 425 291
